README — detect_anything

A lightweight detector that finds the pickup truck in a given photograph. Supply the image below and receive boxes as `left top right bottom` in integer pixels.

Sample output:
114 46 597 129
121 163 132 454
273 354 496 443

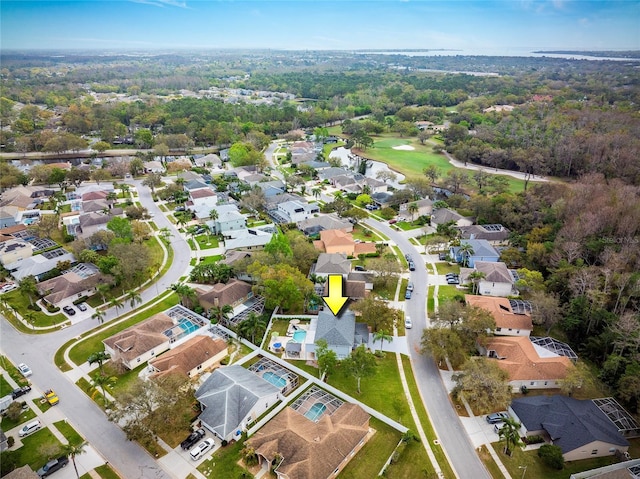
44 389 59 406
37 455 69 477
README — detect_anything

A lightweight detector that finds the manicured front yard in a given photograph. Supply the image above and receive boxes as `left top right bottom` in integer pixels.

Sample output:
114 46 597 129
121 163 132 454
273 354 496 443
438 285 465 302
1 405 36 431
197 438 250 478
17 428 64 471
1 290 66 328
53 419 84 446
0 356 31 387
194 234 219 249
67 293 179 366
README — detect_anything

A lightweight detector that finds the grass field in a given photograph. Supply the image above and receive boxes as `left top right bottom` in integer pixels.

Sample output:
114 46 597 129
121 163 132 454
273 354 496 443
53 419 84 446
17 428 64 471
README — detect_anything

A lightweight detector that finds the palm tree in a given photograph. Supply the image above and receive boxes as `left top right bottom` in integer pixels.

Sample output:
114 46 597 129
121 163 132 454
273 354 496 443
91 309 106 325
373 329 393 352
498 417 523 456
171 282 196 308
237 312 267 345
120 183 130 198
91 373 116 405
209 208 219 234
407 202 419 222
210 304 233 326
175 211 190 229
457 242 475 267
18 276 38 307
467 271 486 294
312 187 321 199
87 350 111 374
61 441 88 479
308 273 325 286
24 311 37 329
96 284 110 304
126 289 142 309
108 297 124 317
158 227 173 245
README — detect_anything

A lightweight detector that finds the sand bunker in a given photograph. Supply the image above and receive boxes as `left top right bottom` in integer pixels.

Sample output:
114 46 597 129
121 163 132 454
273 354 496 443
392 145 415 151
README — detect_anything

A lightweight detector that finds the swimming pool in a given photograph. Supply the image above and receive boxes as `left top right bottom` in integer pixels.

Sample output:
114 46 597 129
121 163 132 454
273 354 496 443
263 371 287 388
178 318 198 334
292 330 307 343
304 402 327 422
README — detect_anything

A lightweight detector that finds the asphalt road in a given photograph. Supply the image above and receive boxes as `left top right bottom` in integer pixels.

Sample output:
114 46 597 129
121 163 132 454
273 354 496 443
0 180 192 479
365 218 491 479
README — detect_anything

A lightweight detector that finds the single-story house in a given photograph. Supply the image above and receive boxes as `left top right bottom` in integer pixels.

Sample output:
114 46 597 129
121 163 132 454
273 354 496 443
196 279 253 313
256 180 286 197
348 271 374 291
460 261 516 297
224 226 274 251
148 335 227 378
318 167 351 182
465 295 533 336
2 465 40 479
36 263 105 308
195 364 281 442
323 279 366 300
312 253 351 279
0 206 20 229
450 239 500 268
480 336 573 392
144 160 165 174
370 192 394 208
297 308 368 360
6 248 76 282
194 153 222 168
247 396 371 479
509 395 629 461
430 208 474 228
568 458 640 479
0 186 53 210
313 229 377 256
76 208 124 239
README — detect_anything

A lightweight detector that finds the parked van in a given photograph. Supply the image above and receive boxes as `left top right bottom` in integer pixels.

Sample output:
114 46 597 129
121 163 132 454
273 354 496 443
189 438 214 460
19 420 41 437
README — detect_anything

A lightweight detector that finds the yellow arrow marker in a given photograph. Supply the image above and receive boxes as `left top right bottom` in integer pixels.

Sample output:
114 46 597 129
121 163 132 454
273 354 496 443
323 274 349 316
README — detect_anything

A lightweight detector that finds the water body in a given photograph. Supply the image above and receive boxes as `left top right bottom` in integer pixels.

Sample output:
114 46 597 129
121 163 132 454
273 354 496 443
355 48 640 62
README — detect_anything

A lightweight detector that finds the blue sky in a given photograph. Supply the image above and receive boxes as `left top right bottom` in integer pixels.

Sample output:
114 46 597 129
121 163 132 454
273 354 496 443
1 1 638 52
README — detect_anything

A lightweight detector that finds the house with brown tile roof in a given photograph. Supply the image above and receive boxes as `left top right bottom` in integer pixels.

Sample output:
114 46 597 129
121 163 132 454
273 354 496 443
323 280 367 300
149 335 228 378
247 401 371 479
36 264 106 307
481 336 573 392
196 279 253 314
103 312 175 369
313 229 377 257
81 190 110 202
465 295 532 336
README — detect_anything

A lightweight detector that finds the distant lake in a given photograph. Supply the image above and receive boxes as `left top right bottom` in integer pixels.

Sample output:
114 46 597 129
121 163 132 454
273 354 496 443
355 48 640 62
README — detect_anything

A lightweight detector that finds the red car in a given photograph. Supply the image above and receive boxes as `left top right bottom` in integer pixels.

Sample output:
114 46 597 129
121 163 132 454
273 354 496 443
388 219 397 224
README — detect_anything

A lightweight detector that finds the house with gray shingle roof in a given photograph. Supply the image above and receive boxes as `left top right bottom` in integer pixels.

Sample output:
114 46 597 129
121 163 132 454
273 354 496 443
297 214 353 236
195 364 281 442
509 395 630 461
460 261 516 297
312 253 351 278
299 308 368 360
450 239 500 268
430 208 474 227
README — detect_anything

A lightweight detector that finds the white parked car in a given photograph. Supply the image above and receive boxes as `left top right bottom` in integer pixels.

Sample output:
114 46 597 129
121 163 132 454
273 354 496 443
190 438 215 461
0 283 17 293
405 316 412 329
18 363 32 377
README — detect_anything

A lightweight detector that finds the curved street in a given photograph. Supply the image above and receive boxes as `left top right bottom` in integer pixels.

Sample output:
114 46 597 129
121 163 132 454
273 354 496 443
365 218 492 479
0 180 191 479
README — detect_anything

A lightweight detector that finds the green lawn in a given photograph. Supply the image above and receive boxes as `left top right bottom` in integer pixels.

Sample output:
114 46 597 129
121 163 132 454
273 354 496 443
0 356 31 387
495 443 619 479
1 405 36 431
438 285 465 302
195 255 223 266
67 293 179 366
435 262 460 275
197 438 250 478
1 290 67 328
93 463 122 479
396 220 426 231
17 428 64 471
477 445 507 479
194 234 219 249
0 374 13 397
53 420 84 446
76 377 109 410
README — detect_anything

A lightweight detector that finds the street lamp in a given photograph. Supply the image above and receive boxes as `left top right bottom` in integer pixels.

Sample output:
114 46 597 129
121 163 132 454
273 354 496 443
519 465 527 479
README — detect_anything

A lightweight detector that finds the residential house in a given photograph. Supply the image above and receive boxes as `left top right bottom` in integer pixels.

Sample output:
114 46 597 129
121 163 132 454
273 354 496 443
295 308 368 360
460 261 516 297
195 364 281 442
348 271 374 291
36 263 105 308
0 206 20 228
312 253 351 279
143 160 165 174
457 224 510 245
207 204 246 234
256 180 286 197
430 208 474 227
370 192 394 208
480 336 573 392
82 198 113 214
322 279 367 300
509 395 630 461
399 198 433 221
2 465 40 479
6 248 76 282
569 458 640 479
0 238 32 267
184 179 211 193
234 166 260 182
103 306 208 369
148 335 228 378
187 188 218 220
318 167 351 182
275 200 319 223
247 396 371 479
300 160 331 171
362 177 387 194
76 208 124 240
176 170 202 183
297 214 353 236
0 186 53 210
224 225 275 251
465 295 533 336
313 229 377 256
194 153 222 168
450 239 500 268
196 279 253 314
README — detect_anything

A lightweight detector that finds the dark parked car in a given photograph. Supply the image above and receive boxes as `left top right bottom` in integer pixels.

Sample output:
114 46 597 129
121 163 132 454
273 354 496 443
62 306 75 315
12 385 31 399
37 455 69 477
438 253 448 261
354 265 366 272
180 428 206 450
404 253 412 261
485 412 509 424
